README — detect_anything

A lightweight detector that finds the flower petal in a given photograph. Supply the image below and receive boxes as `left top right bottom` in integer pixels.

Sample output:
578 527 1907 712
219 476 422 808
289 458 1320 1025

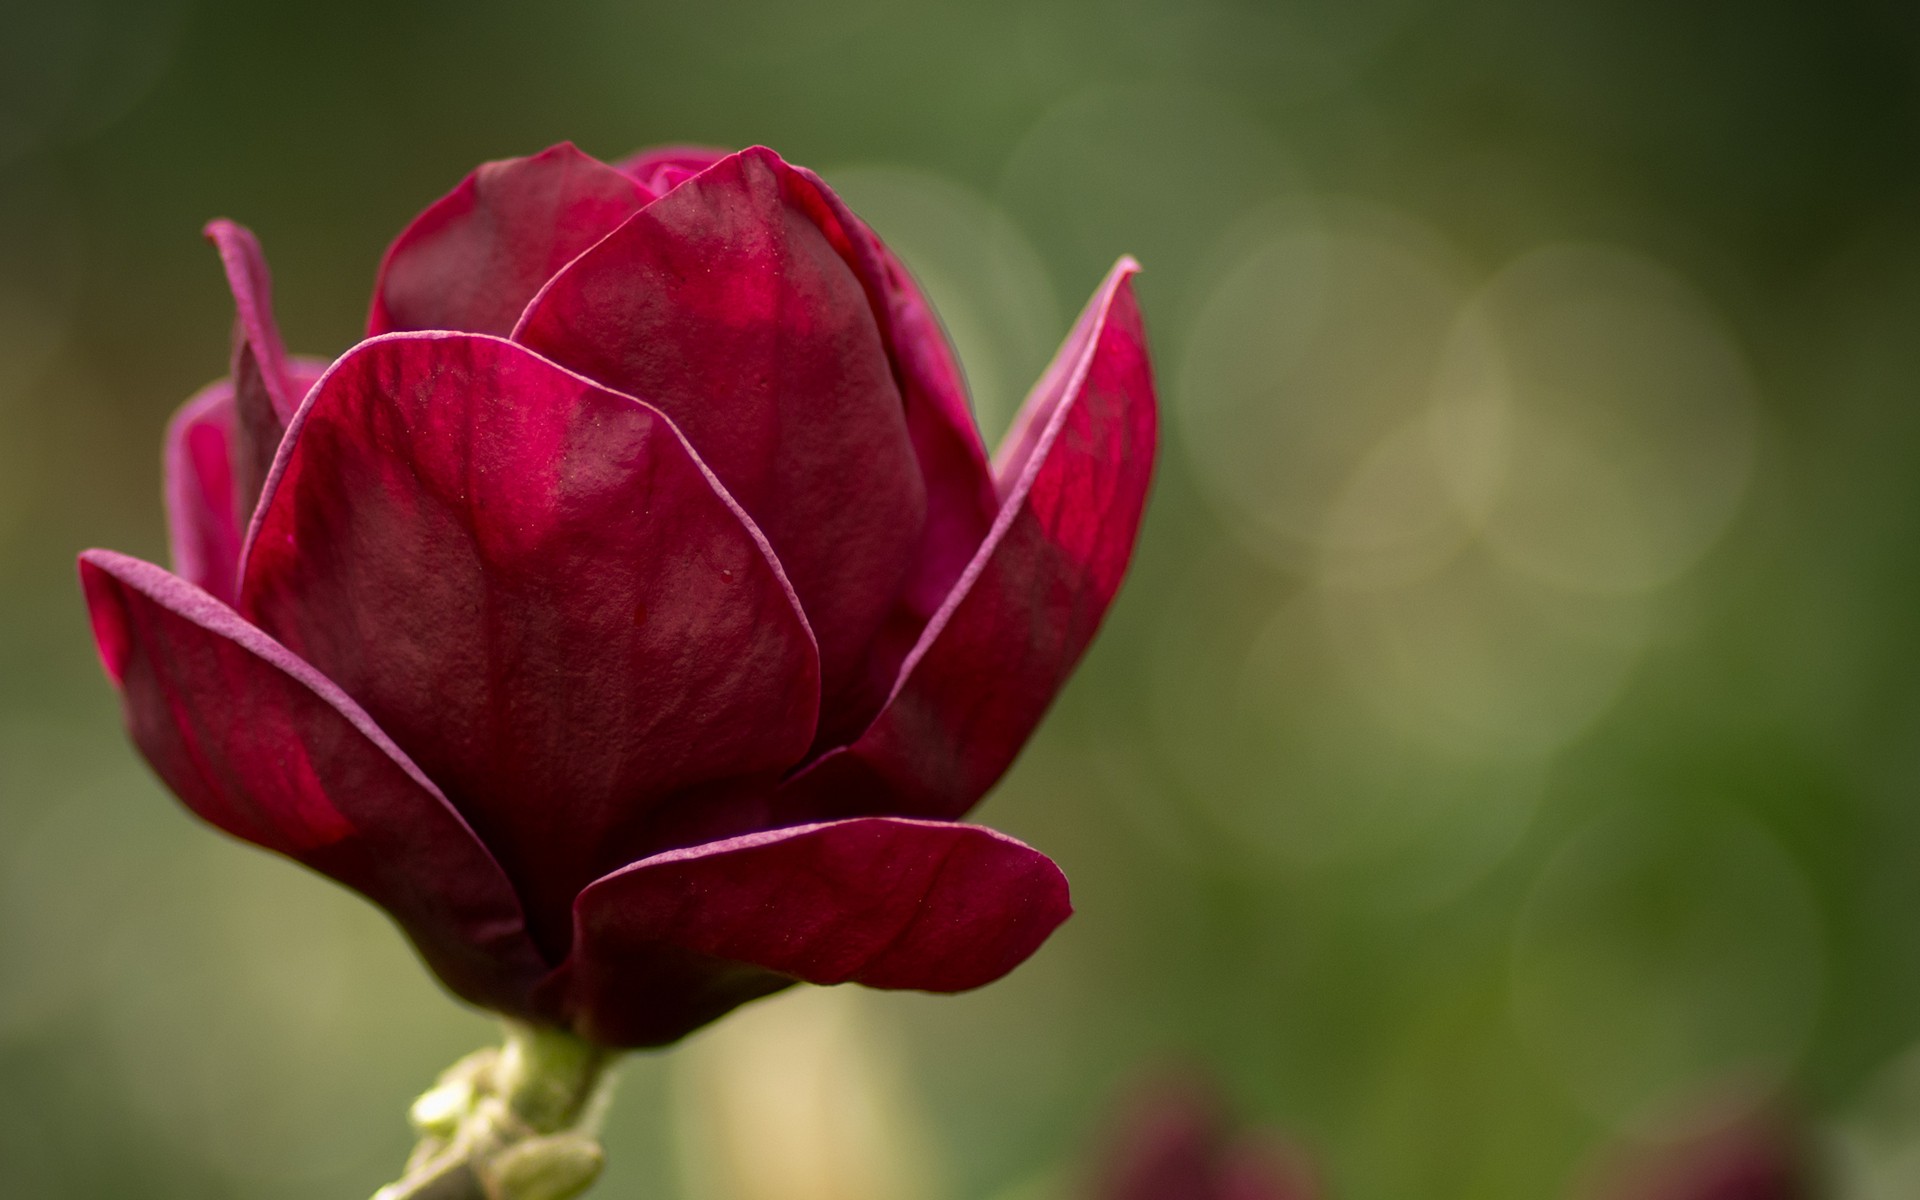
367 143 648 338
161 380 240 603
239 331 821 957
513 147 927 725
556 816 1071 1047
613 144 728 200
204 219 301 514
779 259 1156 820
163 359 328 606
77 549 548 1014
790 164 1000 620
616 148 1000 635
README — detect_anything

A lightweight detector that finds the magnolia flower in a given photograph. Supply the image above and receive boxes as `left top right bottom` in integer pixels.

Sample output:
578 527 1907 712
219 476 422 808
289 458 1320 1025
1092 1074 1319 1200
1582 1115 1814 1200
79 143 1155 1049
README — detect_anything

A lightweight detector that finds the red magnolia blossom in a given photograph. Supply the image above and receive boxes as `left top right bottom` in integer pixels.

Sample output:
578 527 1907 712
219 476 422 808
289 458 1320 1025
78 143 1156 1048
1582 1116 1814 1200
1093 1075 1319 1200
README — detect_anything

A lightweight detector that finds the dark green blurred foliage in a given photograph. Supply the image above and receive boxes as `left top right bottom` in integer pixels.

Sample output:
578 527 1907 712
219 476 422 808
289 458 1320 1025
8 1 1920 1197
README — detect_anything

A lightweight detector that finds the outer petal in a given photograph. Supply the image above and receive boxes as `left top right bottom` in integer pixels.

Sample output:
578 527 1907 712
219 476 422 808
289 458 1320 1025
513 147 926 726
790 164 1000 620
778 259 1156 820
205 219 300 514
614 144 728 200
239 332 821 957
163 359 327 606
554 817 1071 1048
616 148 999 622
367 143 648 338
77 550 548 1014
161 380 241 604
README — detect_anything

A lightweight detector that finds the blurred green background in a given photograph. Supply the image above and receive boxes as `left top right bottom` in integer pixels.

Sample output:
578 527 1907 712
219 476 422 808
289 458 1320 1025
7 0 1920 1196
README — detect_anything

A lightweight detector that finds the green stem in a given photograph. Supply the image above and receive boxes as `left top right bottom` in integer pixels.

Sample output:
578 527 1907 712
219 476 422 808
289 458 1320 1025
371 1022 618 1200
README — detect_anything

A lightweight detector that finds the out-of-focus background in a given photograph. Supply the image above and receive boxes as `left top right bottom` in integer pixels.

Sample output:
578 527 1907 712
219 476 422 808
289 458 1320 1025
6 1 1920 1197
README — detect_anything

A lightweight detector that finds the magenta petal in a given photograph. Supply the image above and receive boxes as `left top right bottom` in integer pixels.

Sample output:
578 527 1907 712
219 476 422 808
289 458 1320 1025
163 359 327 606
514 147 927 720
780 259 1157 820
239 332 821 956
204 219 301 513
161 380 241 604
78 550 548 1014
791 166 1000 621
613 144 729 201
367 143 647 338
557 817 1071 1047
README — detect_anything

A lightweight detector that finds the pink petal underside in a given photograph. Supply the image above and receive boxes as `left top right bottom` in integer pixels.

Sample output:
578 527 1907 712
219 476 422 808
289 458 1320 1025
513 146 927 732
78 549 548 1015
555 816 1071 1048
163 358 328 606
776 259 1157 821
204 219 300 515
238 331 822 959
367 143 648 339
613 144 730 200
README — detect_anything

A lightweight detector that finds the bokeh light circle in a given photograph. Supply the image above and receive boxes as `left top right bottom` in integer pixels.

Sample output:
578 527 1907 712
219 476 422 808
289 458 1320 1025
1177 201 1479 568
1510 805 1824 1132
1461 244 1761 594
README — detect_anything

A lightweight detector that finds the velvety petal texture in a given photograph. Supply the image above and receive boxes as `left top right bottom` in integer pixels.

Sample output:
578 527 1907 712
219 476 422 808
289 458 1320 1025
83 140 1154 1049
79 550 547 1014
781 258 1156 821
556 817 1070 1047
161 380 241 603
614 144 728 199
240 332 821 956
368 143 647 338
163 358 327 605
789 162 1000 622
205 219 302 513
515 147 928 731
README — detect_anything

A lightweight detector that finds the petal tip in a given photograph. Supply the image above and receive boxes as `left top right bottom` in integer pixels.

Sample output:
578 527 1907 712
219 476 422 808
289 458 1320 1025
76 550 134 683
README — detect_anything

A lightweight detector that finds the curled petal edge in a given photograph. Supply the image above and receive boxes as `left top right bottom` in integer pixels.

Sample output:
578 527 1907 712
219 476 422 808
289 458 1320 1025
553 816 1072 1047
778 257 1155 820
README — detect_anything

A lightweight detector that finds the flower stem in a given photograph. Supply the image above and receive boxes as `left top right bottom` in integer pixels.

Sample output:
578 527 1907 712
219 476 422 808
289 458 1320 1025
371 1022 618 1200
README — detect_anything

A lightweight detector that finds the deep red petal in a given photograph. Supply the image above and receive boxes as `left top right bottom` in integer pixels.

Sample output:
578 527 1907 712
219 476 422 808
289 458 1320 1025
514 147 927 726
367 143 647 338
163 359 327 606
778 259 1156 820
204 219 300 514
161 380 240 604
778 165 1003 748
78 550 548 1015
555 816 1070 1047
239 332 821 956
613 144 730 201
789 164 999 616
